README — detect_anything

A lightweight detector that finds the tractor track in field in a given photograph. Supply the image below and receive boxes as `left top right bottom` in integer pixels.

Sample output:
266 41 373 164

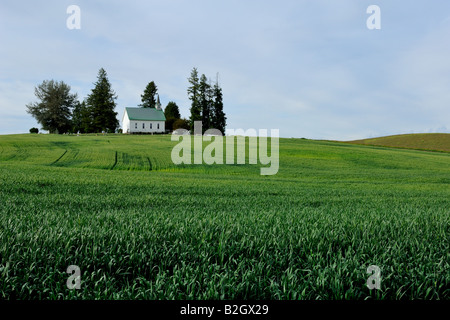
51 149 67 165
111 151 118 170
147 157 152 171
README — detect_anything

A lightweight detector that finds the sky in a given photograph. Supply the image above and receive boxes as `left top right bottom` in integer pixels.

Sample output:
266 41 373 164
0 0 449 140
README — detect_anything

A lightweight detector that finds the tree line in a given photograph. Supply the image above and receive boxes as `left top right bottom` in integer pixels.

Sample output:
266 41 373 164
27 67 226 134
27 68 118 134
187 67 226 134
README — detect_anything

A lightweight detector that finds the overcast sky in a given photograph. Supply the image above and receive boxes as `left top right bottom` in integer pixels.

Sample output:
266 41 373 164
1 0 449 140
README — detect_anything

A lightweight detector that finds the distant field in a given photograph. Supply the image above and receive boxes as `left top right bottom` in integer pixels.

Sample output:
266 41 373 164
346 133 450 153
0 134 449 300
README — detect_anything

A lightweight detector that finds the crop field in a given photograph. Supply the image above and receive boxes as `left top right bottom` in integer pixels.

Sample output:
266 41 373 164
347 133 450 153
0 134 449 300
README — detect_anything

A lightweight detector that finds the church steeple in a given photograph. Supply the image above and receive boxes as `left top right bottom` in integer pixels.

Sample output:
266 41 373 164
156 94 162 110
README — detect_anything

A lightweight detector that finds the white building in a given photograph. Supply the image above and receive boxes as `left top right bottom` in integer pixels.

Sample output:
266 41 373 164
122 98 166 134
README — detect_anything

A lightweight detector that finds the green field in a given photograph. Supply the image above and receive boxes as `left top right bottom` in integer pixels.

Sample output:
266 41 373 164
0 133 449 299
346 133 450 153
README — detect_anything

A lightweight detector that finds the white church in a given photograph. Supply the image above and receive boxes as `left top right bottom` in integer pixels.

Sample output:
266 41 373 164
122 96 166 134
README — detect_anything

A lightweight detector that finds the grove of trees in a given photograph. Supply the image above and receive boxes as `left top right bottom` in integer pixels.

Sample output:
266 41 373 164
27 68 118 134
26 67 225 134
187 68 226 134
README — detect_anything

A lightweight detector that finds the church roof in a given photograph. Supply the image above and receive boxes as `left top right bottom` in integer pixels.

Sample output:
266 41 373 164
124 107 166 121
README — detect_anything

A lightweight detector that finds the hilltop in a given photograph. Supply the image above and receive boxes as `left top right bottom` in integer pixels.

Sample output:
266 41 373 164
345 133 450 153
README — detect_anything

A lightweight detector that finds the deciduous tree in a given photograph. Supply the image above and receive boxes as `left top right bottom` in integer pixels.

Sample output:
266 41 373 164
164 101 181 131
26 80 77 134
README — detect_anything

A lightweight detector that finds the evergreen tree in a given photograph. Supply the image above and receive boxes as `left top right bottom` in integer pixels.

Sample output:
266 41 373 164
199 74 212 133
26 80 77 134
71 100 83 133
72 100 92 133
211 77 226 134
207 78 216 131
86 68 119 133
140 81 158 108
164 101 181 119
187 68 201 132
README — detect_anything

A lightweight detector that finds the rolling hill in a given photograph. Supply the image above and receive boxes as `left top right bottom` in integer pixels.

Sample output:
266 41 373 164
0 133 449 300
345 133 450 153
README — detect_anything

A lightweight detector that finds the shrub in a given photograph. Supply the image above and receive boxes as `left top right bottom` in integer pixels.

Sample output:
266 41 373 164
173 118 190 131
29 127 39 134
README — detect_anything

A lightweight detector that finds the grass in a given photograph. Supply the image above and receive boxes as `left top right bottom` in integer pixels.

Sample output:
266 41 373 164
345 133 450 153
0 133 449 300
